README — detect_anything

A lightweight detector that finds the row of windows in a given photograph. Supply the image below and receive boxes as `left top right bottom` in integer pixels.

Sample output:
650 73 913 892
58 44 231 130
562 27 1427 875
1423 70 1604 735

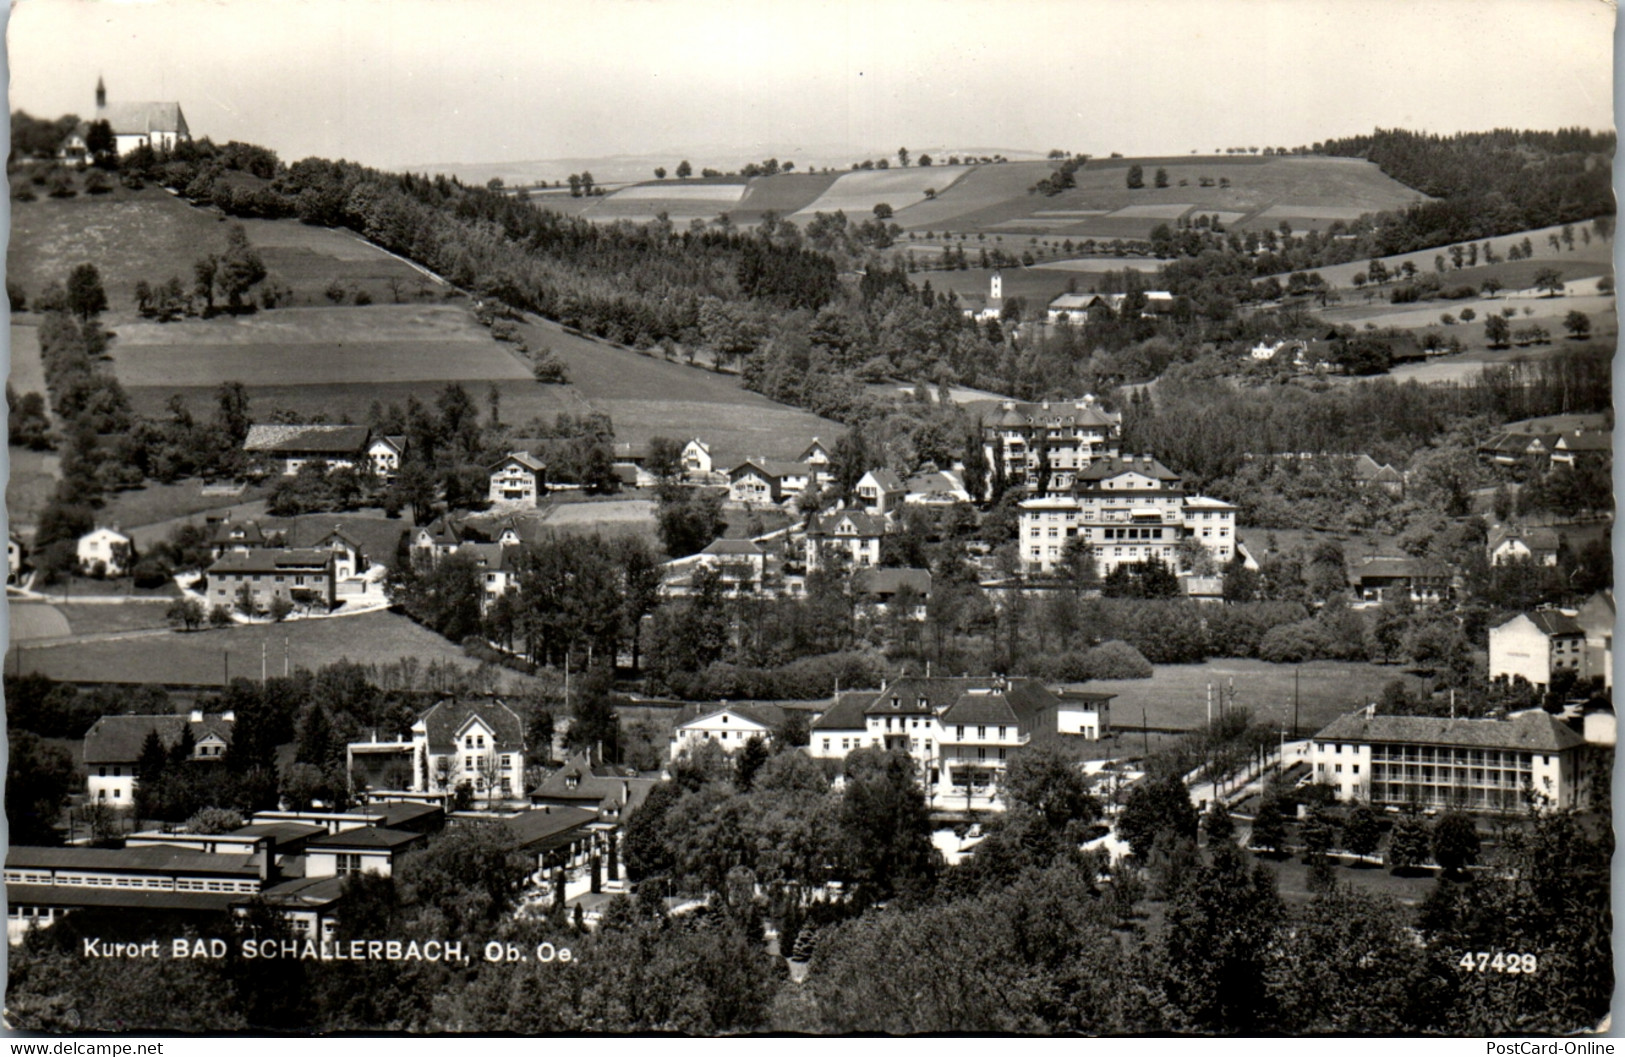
19 873 257 893
1362 745 1544 767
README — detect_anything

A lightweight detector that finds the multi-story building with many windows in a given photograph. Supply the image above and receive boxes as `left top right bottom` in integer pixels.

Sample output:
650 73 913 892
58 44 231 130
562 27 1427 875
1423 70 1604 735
807 677 1115 811
1018 455 1236 576
980 397 1121 493
1310 707 1591 812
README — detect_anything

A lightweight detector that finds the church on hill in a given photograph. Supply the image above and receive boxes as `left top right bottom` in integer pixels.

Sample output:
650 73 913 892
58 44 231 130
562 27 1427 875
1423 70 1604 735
62 77 191 159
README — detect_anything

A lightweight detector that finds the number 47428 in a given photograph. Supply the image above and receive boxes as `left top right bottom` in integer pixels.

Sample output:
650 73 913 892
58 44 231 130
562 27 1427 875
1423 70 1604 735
1459 952 1538 974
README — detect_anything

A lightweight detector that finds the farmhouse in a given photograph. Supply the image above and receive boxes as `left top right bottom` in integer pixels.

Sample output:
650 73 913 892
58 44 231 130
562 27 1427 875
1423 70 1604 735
206 548 339 613
1548 431 1612 470
1310 707 1591 812
1477 431 1559 467
978 396 1122 493
1488 610 1587 690
488 451 547 507
84 710 234 805
244 424 374 477
853 567 931 620
368 435 408 480
1350 556 1453 605
669 705 780 760
1488 526 1561 567
76 527 133 577
1018 455 1236 576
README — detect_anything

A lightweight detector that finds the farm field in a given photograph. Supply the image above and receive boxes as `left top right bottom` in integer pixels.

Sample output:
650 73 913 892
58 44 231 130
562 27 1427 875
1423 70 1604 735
1072 659 1426 736
513 315 841 458
911 155 1426 239
790 167 971 221
909 265 1079 307
5 609 515 688
6 447 62 534
730 173 839 219
112 305 532 388
1285 220 1614 290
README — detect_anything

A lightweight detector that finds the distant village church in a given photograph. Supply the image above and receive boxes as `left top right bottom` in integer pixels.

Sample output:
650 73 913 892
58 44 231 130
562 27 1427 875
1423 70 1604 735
64 77 191 158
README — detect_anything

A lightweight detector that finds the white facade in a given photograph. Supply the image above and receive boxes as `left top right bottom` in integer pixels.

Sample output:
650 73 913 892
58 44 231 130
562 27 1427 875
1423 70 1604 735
669 708 774 760
368 438 404 480
681 439 714 477
77 527 133 576
1489 612 1586 689
488 454 544 507
1020 485 1236 576
1310 709 1587 812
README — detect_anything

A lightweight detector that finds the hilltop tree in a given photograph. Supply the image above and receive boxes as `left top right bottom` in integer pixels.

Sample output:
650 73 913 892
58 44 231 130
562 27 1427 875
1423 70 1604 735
1126 164 1144 190
65 264 108 323
1154 167 1169 188
653 167 666 179
897 147 910 168
675 160 692 179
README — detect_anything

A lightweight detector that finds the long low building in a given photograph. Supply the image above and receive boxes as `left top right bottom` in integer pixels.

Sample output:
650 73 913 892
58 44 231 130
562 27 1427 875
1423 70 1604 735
1309 707 1593 813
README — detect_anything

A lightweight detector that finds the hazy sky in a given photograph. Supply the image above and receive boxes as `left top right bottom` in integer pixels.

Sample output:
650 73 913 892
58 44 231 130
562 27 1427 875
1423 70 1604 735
6 0 1617 171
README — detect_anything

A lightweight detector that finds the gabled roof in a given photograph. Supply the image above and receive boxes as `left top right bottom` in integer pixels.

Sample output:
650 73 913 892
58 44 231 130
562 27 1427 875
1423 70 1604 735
207 548 336 575
84 714 235 765
808 509 887 537
731 458 810 480
1074 456 1180 484
701 538 766 558
904 471 964 495
491 450 546 473
860 468 905 492
210 520 269 547
414 699 526 755
243 424 372 455
1349 454 1383 479
98 100 188 136
799 438 831 460
370 434 407 454
1314 709 1586 753
672 703 784 730
1498 610 1584 638
846 676 1060 724
280 518 407 566
415 514 464 547
456 541 522 572
529 751 659 815
1352 556 1452 582
1553 432 1612 452
941 691 1022 726
1489 526 1562 553
811 691 876 731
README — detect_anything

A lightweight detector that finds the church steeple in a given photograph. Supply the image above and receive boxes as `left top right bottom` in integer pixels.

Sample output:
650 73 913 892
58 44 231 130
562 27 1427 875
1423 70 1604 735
95 76 106 110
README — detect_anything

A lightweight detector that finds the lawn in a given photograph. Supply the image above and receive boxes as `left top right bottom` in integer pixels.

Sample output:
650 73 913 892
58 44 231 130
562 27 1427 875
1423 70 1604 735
7 447 61 534
97 479 275 534
1071 658 1426 737
9 600 175 641
5 609 520 688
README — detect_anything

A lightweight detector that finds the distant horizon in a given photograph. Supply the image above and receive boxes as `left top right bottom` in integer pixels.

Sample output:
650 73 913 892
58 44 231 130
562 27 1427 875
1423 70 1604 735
7 0 1614 173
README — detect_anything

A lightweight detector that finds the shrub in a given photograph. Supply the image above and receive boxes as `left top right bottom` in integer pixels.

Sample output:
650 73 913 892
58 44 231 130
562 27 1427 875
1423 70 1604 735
1081 640 1153 679
352 289 373 306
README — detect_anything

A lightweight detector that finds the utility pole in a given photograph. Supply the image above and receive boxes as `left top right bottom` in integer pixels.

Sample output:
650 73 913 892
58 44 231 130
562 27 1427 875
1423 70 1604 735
1293 666 1300 738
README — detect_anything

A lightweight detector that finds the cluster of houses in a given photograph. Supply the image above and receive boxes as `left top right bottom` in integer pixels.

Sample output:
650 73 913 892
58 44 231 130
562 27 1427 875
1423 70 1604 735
1477 412 1612 471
